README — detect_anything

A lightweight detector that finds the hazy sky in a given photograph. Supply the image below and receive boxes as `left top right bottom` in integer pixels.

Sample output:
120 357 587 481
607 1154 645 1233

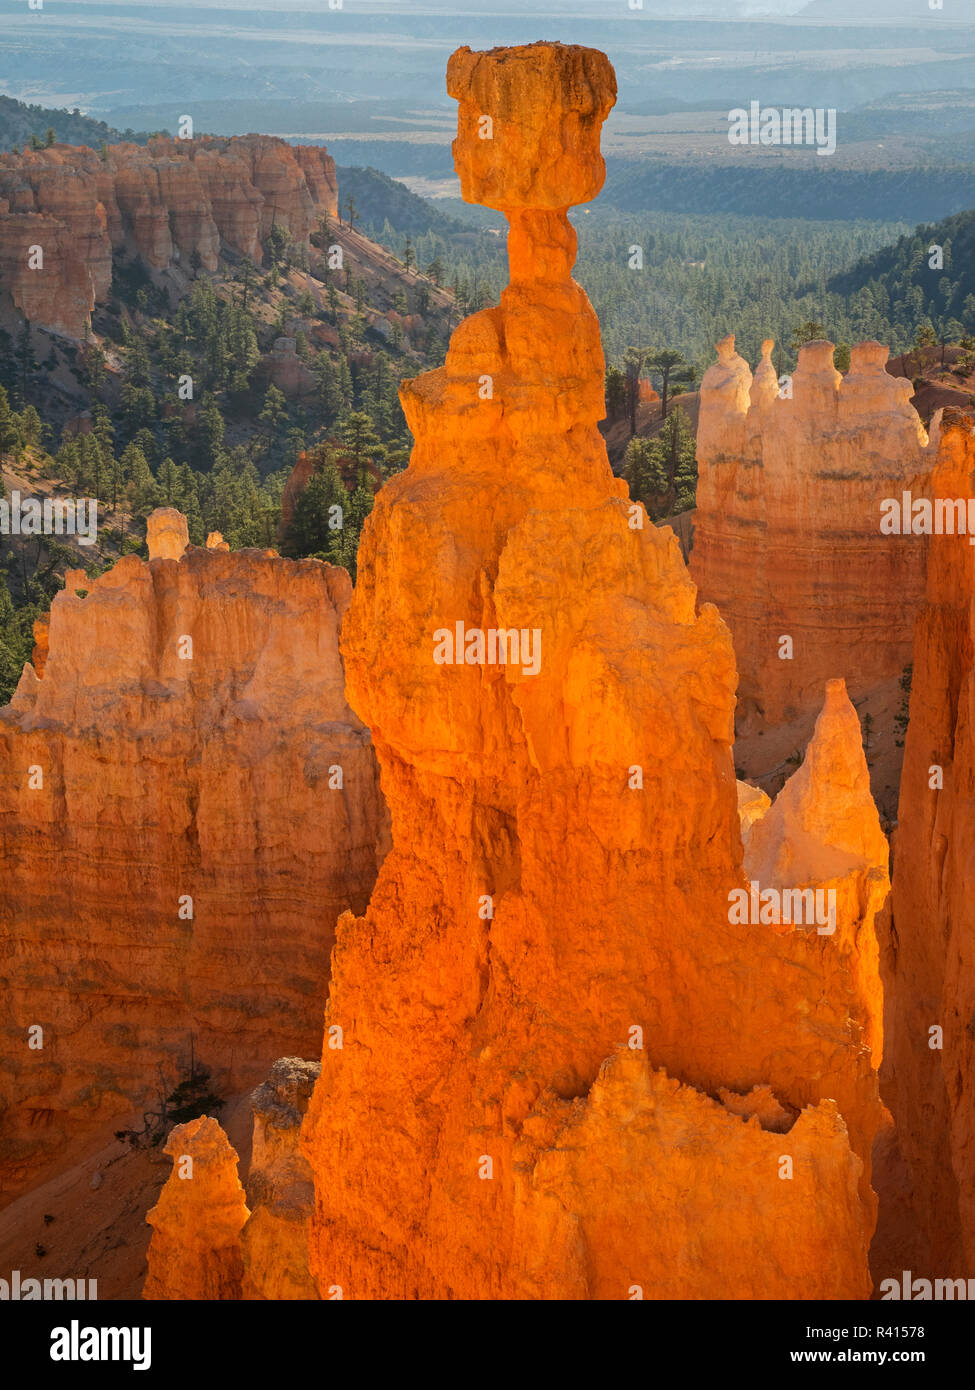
45 0 809 12
39 0 962 20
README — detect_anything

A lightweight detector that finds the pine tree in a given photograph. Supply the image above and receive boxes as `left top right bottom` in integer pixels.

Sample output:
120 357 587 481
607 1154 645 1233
340 411 385 487
0 385 18 454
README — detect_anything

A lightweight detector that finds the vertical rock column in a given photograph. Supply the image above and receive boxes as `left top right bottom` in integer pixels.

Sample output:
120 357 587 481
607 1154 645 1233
302 42 882 1300
241 1058 321 1300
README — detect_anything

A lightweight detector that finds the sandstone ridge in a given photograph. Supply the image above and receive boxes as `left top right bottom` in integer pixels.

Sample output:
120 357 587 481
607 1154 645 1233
693 334 937 739
0 135 338 338
885 408 975 1273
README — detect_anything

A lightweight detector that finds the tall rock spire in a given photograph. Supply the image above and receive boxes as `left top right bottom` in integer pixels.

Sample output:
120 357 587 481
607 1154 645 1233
302 42 882 1300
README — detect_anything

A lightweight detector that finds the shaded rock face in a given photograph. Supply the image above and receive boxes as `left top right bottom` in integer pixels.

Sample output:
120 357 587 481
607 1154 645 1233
262 338 318 402
885 409 975 1273
0 135 338 338
241 1057 320 1300
301 42 884 1301
144 1116 249 1300
692 336 935 734
0 518 388 1207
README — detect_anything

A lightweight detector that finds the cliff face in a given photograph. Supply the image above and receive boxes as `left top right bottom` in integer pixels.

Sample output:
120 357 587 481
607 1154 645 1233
0 135 338 338
885 408 975 1272
0 515 388 1207
300 42 884 1300
692 336 934 736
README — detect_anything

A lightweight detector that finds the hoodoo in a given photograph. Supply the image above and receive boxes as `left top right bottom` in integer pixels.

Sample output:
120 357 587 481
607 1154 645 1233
144 1116 250 1301
300 42 885 1300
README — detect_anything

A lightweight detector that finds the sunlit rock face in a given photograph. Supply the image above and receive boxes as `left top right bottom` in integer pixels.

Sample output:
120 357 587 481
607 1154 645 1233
692 336 935 734
144 1116 249 1301
0 135 338 337
301 42 884 1301
0 517 388 1206
147 507 190 561
885 408 975 1273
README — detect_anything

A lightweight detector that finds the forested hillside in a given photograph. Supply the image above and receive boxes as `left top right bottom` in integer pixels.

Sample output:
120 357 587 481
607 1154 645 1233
0 208 453 700
359 204 922 369
334 167 471 240
0 94 143 151
828 210 975 341
601 161 975 225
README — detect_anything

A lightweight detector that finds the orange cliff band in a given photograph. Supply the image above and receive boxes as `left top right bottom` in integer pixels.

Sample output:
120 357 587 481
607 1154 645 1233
0 135 338 339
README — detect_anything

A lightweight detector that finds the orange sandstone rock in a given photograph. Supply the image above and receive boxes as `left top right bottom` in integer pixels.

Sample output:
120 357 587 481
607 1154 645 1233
147 506 189 560
0 522 388 1206
302 42 882 1300
744 679 889 1068
62 569 88 595
736 778 771 851
144 1116 249 1300
510 1057 866 1301
884 408 975 1272
693 335 935 735
30 615 49 680
0 136 338 338
241 1058 320 1300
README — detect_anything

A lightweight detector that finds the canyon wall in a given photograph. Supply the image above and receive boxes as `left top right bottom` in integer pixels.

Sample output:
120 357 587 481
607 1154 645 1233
300 42 886 1300
885 407 975 1273
0 135 338 338
692 336 935 736
0 513 388 1207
